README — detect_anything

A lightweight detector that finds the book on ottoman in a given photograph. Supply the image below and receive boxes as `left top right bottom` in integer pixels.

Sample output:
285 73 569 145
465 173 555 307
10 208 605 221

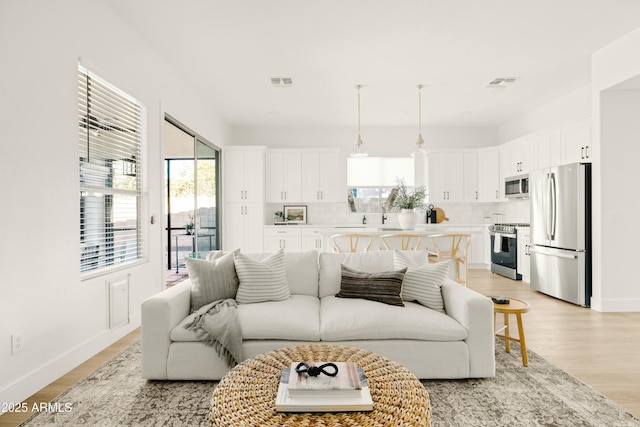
275 363 373 412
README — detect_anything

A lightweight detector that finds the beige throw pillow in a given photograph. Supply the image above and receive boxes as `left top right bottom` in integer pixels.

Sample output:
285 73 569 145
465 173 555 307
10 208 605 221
393 250 449 312
234 249 291 304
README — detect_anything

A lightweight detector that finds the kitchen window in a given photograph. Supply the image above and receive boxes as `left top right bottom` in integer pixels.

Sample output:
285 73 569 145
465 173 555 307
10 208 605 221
347 157 415 213
78 65 146 276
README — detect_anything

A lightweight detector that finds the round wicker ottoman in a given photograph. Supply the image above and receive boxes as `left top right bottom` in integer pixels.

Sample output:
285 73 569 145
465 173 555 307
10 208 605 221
209 344 432 427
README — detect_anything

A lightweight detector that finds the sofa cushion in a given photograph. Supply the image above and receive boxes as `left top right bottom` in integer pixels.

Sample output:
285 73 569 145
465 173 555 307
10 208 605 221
394 250 449 312
234 249 291 304
320 295 468 342
185 251 239 312
318 251 395 298
336 265 406 306
240 250 319 297
238 295 321 341
170 295 321 342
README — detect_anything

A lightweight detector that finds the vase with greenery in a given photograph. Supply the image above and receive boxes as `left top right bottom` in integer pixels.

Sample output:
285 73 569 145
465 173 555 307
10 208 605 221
390 178 427 230
185 213 195 235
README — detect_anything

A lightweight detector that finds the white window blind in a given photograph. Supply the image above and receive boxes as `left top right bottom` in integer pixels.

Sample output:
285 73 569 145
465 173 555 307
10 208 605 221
78 66 145 274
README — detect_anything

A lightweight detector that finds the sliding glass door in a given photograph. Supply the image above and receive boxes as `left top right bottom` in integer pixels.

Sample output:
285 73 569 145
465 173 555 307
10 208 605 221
164 118 220 273
193 138 219 258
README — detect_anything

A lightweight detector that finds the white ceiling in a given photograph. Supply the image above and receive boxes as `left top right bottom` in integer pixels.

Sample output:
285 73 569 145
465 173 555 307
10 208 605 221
106 0 640 129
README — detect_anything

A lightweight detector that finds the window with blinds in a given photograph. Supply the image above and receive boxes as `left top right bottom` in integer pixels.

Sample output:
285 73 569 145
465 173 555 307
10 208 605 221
78 66 145 275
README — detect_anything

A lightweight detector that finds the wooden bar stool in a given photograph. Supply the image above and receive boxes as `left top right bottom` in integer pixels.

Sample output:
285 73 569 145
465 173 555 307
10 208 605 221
330 233 373 253
492 297 531 366
425 233 471 285
379 234 422 251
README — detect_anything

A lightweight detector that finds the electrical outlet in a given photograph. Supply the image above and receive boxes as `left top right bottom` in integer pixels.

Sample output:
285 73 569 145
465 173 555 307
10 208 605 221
11 331 24 354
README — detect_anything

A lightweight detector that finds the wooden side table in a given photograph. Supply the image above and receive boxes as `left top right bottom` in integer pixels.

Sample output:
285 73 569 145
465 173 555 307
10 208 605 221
492 297 531 366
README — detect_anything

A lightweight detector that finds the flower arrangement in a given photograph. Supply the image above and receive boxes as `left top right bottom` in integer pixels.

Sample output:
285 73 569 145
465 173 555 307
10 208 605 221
390 178 427 211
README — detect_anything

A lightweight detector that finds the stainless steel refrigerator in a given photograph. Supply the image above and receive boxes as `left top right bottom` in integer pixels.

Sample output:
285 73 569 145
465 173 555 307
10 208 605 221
529 163 591 306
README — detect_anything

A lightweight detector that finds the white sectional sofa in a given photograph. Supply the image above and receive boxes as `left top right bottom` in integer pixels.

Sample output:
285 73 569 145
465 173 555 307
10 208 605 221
141 250 495 380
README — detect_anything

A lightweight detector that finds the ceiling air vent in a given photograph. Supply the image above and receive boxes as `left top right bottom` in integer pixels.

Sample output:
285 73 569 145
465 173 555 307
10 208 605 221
486 77 518 89
271 77 293 88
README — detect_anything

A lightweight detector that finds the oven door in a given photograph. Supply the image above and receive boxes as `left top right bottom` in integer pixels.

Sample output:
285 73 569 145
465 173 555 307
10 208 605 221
490 232 522 280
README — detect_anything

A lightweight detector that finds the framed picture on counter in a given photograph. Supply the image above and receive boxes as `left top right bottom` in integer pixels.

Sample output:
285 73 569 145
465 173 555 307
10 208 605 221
284 205 307 224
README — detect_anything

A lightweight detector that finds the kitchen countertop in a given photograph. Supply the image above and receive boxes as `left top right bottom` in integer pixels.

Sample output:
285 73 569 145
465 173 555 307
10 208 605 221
264 223 490 229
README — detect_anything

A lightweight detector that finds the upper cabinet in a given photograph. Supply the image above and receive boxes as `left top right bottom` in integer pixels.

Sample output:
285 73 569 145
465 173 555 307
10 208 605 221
534 129 562 169
265 151 302 203
501 137 536 178
224 147 265 203
301 151 346 203
428 151 464 202
463 152 479 202
478 149 501 202
562 117 592 164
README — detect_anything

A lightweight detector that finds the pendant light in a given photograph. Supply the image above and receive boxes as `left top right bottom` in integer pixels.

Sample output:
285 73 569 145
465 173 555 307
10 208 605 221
410 84 429 158
350 84 368 157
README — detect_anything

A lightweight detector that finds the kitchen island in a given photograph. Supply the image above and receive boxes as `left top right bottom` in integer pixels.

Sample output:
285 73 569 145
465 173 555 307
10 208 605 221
263 223 490 269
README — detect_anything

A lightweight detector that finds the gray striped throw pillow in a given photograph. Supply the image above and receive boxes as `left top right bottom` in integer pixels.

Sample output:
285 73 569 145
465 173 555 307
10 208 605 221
234 249 291 304
393 250 449 312
336 264 407 306
186 250 239 312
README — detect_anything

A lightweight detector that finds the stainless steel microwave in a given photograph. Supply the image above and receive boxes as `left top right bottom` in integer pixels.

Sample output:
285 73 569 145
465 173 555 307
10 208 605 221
505 174 529 199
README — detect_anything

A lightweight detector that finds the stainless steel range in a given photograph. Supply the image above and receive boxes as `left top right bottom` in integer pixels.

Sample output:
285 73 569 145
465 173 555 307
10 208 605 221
489 223 529 280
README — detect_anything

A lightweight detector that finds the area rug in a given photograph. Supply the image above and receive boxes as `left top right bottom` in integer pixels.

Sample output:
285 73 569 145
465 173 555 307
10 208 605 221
19 341 640 427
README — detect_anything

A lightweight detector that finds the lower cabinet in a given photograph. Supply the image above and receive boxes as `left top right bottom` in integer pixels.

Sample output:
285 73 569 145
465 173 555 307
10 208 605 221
301 229 324 252
224 203 264 252
517 228 531 282
263 228 302 252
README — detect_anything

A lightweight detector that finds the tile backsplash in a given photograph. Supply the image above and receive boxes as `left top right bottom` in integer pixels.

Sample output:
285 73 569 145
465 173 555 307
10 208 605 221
266 199 530 226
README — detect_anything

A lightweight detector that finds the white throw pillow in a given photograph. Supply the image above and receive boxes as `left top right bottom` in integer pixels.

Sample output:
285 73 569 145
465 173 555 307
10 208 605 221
393 250 449 312
185 250 239 312
234 249 291 304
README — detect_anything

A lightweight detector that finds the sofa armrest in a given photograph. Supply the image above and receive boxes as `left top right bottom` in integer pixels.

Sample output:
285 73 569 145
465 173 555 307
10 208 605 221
141 279 192 379
441 279 495 377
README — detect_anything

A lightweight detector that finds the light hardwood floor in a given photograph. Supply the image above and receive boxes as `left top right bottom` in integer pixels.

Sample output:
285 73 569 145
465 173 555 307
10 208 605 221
2 270 639 426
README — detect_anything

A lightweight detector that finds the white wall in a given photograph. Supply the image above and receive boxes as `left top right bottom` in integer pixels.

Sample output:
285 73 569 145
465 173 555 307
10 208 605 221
0 0 229 406
591 27 640 311
231 126 498 154
497 85 591 143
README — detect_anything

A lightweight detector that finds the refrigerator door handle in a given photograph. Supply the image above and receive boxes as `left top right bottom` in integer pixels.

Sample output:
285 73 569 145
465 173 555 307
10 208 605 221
550 172 557 240
545 173 552 240
529 247 578 260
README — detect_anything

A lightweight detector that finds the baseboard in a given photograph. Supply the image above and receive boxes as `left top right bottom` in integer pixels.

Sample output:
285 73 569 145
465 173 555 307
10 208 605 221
590 296 640 312
0 312 140 412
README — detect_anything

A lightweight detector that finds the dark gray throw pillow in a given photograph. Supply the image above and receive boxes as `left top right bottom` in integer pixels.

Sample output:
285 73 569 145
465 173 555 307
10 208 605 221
336 264 407 306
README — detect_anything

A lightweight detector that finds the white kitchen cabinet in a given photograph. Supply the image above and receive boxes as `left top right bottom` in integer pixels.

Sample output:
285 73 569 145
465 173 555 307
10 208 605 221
478 149 501 202
263 227 302 252
562 117 592 164
501 138 535 178
224 202 264 252
301 151 346 203
265 151 302 203
301 228 325 252
224 147 265 203
463 152 479 202
467 227 486 267
517 228 531 282
428 151 464 202
535 129 563 169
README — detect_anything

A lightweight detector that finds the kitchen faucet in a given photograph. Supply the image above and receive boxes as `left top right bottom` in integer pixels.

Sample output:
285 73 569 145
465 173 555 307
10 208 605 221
381 207 388 224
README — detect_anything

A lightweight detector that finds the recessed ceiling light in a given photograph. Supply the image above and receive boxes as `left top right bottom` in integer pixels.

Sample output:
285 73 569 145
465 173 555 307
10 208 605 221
486 77 518 89
270 77 293 88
